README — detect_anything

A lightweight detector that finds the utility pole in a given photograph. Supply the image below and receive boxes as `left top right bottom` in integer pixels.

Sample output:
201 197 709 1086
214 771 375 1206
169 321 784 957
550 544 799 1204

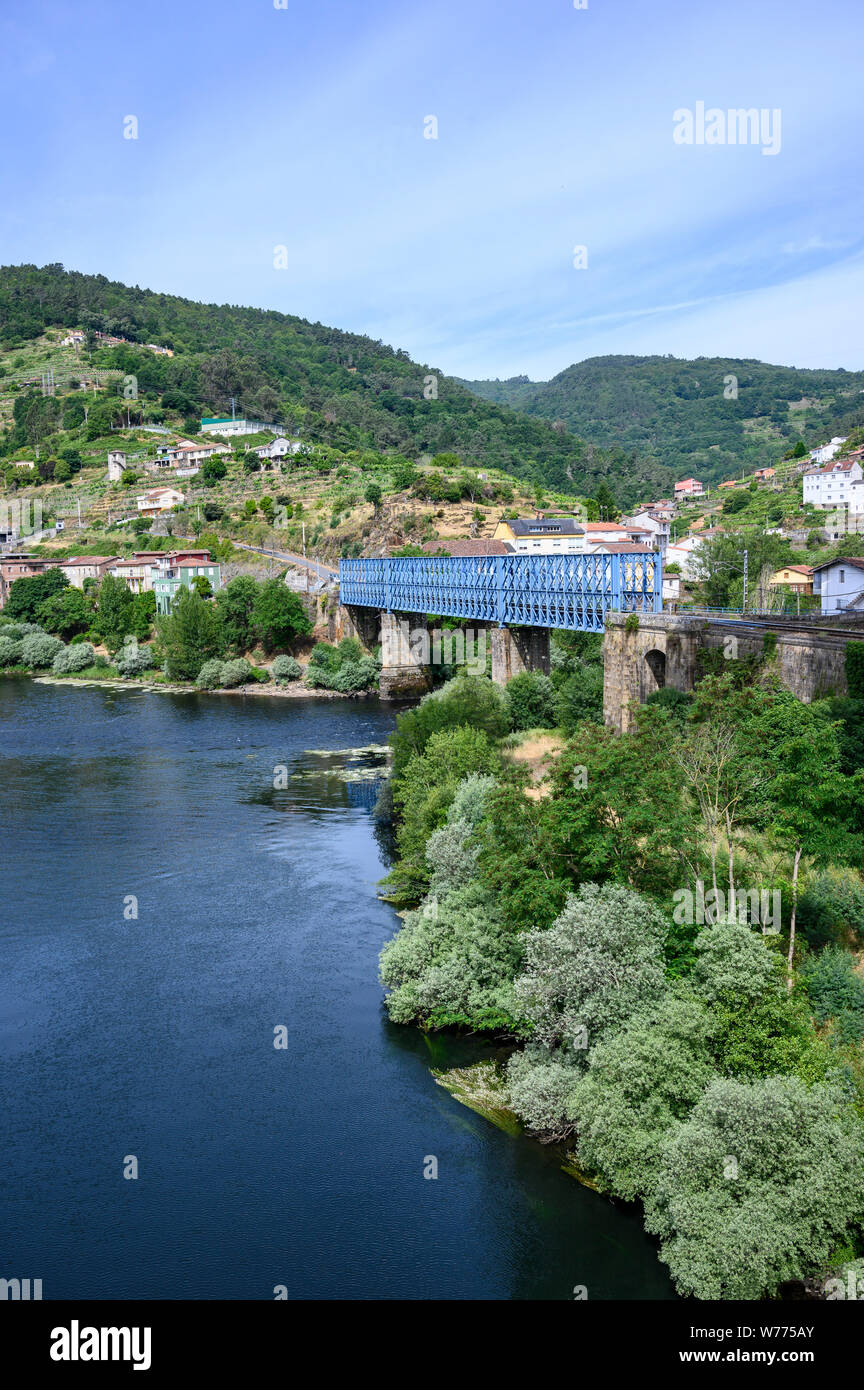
742 549 749 613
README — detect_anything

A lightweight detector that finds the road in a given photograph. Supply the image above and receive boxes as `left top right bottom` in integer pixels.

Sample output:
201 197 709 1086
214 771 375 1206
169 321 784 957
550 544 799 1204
232 541 337 585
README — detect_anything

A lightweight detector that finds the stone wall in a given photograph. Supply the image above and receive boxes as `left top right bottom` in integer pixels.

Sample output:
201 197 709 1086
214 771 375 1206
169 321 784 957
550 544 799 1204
604 611 864 732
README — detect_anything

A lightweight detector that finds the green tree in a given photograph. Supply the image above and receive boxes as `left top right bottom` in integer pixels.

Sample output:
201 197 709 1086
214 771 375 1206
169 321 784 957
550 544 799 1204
95 575 135 652
36 585 92 639
5 567 68 623
251 580 312 652
645 1076 864 1299
746 697 863 982
158 587 224 681
215 576 259 653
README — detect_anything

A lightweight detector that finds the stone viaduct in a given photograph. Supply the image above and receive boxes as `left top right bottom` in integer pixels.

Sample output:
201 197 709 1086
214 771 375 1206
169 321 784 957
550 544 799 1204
323 587 864 727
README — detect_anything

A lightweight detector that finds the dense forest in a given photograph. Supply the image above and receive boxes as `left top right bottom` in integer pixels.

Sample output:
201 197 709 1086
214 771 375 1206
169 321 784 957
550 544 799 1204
0 264 675 508
462 356 864 485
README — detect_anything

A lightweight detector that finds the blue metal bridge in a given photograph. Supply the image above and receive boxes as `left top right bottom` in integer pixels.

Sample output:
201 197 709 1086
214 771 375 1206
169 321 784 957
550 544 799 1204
339 552 661 632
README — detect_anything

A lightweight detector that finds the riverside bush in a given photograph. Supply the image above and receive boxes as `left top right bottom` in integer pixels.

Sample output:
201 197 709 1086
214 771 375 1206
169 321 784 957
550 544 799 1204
644 1075 864 1299
115 644 153 678
52 642 95 674
0 635 23 665
272 654 301 684
20 632 64 667
196 659 226 690
221 658 252 688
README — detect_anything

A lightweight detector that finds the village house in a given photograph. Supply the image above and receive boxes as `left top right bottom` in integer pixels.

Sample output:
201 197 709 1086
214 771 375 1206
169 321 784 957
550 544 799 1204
493 514 587 553
674 477 705 498
754 467 776 482
769 564 813 594
59 556 120 589
11 459 35 471
802 457 864 509
254 437 301 463
0 553 56 606
136 486 185 517
151 551 222 614
811 558 864 614
622 509 671 553
810 437 847 466
664 533 707 579
582 521 653 552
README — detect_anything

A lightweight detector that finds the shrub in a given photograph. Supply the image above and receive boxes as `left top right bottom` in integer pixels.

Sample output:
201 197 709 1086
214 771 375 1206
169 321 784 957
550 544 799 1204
513 883 669 1060
272 654 302 684
506 670 557 731
379 880 523 1033
52 642 96 674
20 632 64 668
221 658 251 688
0 636 23 665
196 659 226 690
249 665 271 683
115 644 153 678
798 868 864 947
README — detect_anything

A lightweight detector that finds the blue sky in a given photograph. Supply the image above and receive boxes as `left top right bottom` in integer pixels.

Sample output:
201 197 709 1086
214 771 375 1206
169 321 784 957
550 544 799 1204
1 0 862 379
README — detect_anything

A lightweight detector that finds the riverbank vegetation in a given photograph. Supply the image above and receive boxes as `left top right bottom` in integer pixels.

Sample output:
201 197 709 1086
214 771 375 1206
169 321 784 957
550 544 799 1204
0 565 381 694
376 649 864 1299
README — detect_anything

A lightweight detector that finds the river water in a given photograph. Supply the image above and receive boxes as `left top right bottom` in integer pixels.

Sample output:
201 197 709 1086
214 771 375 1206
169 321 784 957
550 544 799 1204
0 681 673 1300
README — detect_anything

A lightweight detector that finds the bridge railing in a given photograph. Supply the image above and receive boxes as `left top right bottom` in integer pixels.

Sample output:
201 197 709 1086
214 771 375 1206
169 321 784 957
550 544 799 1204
339 552 661 632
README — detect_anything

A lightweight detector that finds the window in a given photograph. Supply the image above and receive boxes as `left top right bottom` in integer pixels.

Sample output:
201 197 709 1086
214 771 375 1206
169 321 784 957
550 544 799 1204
840 570 845 584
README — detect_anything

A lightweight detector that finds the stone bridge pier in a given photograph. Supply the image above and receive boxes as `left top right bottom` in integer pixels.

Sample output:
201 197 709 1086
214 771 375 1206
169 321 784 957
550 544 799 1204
334 605 551 700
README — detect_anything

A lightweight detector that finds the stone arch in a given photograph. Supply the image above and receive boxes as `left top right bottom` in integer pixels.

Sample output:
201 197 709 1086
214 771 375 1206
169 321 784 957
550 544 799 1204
644 648 666 692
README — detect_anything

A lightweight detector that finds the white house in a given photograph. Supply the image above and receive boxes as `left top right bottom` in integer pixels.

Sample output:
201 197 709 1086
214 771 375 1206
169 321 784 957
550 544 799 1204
810 437 847 466
136 486 184 516
811 558 864 613
664 534 706 579
254 436 301 462
802 458 863 509
622 509 670 553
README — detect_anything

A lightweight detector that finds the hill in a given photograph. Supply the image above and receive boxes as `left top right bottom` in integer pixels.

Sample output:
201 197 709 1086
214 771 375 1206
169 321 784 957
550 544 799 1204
460 355 864 486
0 263 674 508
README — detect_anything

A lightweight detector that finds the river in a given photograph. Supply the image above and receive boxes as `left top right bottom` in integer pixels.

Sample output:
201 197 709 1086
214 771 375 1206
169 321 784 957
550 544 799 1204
0 680 674 1300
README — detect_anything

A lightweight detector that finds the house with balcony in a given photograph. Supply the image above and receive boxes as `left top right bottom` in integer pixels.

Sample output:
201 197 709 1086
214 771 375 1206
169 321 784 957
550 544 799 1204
769 565 813 594
136 486 185 517
622 509 671 553
151 552 222 614
674 478 705 499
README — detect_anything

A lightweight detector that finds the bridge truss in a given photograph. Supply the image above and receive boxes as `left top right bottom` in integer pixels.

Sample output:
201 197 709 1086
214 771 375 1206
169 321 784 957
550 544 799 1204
339 552 661 632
